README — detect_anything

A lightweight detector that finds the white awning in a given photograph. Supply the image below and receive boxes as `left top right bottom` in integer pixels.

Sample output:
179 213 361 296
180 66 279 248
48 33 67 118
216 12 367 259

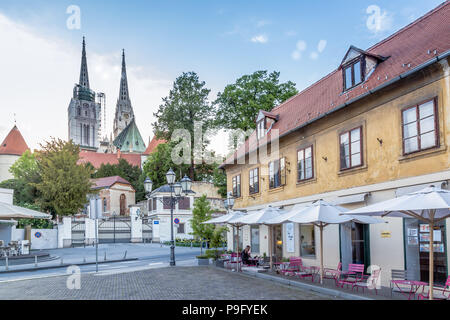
396 181 448 197
330 193 368 205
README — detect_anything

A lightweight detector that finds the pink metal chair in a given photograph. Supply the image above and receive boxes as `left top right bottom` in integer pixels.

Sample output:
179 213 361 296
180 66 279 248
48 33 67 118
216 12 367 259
338 264 365 289
323 262 342 286
418 276 450 300
225 253 241 270
280 257 302 275
352 267 382 295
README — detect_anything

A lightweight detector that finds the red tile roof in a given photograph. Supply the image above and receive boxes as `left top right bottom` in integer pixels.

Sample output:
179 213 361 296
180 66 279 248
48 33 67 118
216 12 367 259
91 176 132 189
143 136 166 155
222 2 450 168
78 150 142 169
0 126 29 156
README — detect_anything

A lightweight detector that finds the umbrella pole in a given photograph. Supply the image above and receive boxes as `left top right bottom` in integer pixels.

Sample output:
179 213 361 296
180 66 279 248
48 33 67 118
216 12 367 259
429 220 434 300
237 226 240 272
269 225 273 271
320 224 324 284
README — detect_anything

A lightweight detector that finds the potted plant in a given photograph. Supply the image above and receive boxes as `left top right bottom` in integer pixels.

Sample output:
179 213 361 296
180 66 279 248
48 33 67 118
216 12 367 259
196 255 210 266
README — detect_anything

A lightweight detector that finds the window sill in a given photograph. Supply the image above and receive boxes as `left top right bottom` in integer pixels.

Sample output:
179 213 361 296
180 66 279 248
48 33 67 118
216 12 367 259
296 178 317 187
268 186 285 194
338 165 368 177
249 192 261 198
398 145 447 163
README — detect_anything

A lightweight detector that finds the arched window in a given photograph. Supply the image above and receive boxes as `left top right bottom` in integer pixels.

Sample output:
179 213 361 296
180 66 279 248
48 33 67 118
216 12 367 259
120 194 127 216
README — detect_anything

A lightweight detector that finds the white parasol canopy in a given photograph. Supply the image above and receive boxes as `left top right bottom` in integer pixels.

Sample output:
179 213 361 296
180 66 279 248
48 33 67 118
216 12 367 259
346 185 450 299
285 200 385 283
0 202 51 220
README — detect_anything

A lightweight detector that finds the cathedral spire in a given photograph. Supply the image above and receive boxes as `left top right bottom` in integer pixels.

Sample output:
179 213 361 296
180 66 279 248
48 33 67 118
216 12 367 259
79 36 90 88
119 49 130 102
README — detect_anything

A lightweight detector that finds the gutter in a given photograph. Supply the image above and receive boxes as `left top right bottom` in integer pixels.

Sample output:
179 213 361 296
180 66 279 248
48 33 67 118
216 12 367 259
221 50 450 168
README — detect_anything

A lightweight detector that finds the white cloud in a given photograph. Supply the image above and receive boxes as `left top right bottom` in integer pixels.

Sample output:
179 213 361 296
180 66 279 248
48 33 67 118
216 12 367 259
296 40 307 51
317 40 327 53
251 34 268 44
291 51 301 61
256 20 271 28
285 30 297 37
366 5 394 34
0 12 172 151
310 52 319 60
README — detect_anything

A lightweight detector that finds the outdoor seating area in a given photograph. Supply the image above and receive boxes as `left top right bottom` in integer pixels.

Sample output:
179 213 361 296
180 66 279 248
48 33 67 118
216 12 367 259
0 240 30 257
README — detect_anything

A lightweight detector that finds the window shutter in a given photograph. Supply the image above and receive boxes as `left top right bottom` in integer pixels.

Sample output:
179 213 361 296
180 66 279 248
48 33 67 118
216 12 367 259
153 198 157 211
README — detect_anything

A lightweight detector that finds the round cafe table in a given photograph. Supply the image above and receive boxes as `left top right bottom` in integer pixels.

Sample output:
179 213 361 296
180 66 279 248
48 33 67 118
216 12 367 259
391 280 428 300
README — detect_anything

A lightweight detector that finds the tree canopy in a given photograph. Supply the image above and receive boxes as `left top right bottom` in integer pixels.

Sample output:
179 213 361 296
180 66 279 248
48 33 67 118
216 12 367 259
34 138 93 216
152 71 215 179
214 70 298 131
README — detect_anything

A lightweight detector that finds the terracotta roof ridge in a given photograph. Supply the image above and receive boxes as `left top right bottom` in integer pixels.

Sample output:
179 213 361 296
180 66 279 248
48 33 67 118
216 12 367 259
367 1 449 53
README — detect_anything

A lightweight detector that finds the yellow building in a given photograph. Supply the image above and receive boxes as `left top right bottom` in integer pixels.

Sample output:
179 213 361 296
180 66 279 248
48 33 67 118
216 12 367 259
220 3 450 287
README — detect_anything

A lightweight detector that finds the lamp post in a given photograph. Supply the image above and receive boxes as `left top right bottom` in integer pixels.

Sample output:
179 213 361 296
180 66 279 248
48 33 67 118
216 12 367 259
144 170 192 267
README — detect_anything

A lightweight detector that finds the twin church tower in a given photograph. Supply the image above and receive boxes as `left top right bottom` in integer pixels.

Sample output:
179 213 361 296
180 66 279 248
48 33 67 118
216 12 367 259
68 37 145 154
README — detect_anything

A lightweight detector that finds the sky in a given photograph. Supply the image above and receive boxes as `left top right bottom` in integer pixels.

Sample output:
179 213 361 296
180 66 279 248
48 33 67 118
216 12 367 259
0 0 444 156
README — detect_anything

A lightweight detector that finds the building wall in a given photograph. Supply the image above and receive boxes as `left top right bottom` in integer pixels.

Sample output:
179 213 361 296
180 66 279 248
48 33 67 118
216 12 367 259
226 63 449 210
98 183 135 216
224 59 450 287
0 154 19 183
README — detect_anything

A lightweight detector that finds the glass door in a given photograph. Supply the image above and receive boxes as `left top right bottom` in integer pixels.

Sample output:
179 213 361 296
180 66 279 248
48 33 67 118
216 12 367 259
340 222 370 271
273 225 283 262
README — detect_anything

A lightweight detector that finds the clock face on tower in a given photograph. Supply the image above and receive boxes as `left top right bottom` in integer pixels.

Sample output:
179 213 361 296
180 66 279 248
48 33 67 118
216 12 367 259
124 114 129 120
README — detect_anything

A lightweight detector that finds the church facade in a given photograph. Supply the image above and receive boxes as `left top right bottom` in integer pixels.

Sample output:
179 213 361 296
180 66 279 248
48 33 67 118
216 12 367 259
68 38 147 167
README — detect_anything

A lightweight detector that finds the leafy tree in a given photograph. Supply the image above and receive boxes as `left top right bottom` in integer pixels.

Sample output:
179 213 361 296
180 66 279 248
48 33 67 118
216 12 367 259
215 70 298 131
0 179 36 206
212 166 227 198
190 195 215 242
0 150 42 206
93 159 146 202
152 72 215 179
34 138 93 216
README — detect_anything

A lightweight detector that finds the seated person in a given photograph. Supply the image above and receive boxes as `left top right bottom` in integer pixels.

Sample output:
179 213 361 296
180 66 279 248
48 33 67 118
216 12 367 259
241 246 258 266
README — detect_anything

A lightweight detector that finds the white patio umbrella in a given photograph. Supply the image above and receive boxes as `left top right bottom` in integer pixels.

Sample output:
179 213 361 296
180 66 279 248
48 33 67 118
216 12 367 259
0 202 51 220
203 210 247 271
284 200 385 284
230 206 286 271
346 185 450 300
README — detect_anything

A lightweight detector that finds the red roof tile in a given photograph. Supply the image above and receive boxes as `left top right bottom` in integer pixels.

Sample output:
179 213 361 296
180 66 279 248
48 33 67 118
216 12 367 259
91 176 132 189
78 151 142 169
0 126 29 156
143 136 166 155
222 2 450 167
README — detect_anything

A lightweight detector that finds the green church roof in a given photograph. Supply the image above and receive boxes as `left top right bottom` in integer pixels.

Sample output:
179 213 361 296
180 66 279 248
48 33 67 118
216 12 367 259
113 118 146 153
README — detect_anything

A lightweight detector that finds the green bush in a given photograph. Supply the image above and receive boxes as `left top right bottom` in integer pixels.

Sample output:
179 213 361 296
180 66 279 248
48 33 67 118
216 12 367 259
205 249 226 260
196 255 209 259
17 218 53 229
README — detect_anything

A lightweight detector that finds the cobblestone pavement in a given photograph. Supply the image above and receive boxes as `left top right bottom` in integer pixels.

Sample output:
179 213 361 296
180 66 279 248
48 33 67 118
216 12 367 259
0 266 340 300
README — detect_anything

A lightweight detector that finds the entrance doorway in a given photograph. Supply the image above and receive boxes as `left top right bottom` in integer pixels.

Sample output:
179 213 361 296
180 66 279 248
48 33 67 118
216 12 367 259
120 194 127 216
340 222 370 271
273 225 283 262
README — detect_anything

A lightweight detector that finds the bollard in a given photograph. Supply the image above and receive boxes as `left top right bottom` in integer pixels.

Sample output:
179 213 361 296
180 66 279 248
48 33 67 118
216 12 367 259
60 258 64 265
104 252 107 261
191 241 193 249
5 256 8 271
123 250 127 259
83 256 86 263
35 255 38 268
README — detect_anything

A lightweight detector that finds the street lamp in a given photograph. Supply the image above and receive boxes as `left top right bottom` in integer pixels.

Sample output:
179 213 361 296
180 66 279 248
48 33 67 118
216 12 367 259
143 170 192 267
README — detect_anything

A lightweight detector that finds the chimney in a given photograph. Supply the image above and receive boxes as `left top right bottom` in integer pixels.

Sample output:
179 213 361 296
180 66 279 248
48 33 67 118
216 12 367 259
117 149 121 159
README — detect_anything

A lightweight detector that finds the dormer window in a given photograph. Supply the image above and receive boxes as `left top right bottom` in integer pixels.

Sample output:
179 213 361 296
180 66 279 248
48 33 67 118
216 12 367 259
255 110 278 140
343 58 364 91
257 120 265 140
340 46 387 93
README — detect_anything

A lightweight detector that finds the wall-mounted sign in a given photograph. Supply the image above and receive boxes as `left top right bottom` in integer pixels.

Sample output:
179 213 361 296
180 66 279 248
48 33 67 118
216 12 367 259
286 223 295 253
34 232 42 238
153 221 159 225
381 231 391 238
174 218 180 225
